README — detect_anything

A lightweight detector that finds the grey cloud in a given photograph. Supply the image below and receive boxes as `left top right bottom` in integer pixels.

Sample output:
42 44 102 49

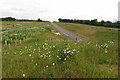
11 8 25 12
39 10 47 13
1 11 14 16
39 10 51 14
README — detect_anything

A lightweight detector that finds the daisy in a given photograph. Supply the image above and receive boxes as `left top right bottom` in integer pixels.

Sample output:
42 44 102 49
22 74 25 77
52 63 55 66
46 65 48 68
35 63 38 66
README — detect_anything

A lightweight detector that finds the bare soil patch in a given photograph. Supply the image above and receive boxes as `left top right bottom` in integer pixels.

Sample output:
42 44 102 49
0 25 14 27
98 64 118 73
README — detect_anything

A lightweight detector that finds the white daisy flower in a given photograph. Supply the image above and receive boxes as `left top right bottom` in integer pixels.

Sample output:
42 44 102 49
29 54 31 56
52 63 55 66
22 74 25 77
105 50 108 53
35 63 38 66
64 58 66 61
46 65 48 68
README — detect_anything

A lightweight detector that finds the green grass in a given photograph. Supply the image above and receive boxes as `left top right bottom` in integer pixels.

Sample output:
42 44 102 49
2 21 118 78
56 22 118 42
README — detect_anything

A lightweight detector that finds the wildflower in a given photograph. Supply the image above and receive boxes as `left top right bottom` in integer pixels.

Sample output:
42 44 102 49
22 74 25 77
67 51 69 53
45 43 47 45
63 62 65 64
71 51 74 54
73 49 76 51
53 45 55 48
40 55 43 58
52 63 55 66
48 51 51 54
43 45 45 48
35 63 38 66
46 65 48 68
64 58 66 61
59 58 61 60
68 50 71 53
64 49 66 52
64 51 67 54
44 48 47 50
29 54 31 56
34 49 36 51
110 41 114 44
105 48 108 50
105 50 108 53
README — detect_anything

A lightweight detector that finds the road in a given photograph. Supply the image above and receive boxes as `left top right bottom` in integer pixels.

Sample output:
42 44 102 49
51 23 88 42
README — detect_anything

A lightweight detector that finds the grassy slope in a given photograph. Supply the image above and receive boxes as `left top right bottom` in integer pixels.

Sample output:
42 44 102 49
56 22 118 42
2 21 118 78
56 22 118 77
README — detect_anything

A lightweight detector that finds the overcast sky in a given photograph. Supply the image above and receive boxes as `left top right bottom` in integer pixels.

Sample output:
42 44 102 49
0 0 119 21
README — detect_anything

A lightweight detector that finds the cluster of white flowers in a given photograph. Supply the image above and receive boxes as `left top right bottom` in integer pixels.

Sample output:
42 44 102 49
63 48 76 55
108 41 114 44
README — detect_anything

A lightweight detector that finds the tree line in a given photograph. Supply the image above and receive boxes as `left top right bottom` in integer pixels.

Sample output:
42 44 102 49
1 17 16 21
58 18 120 28
0 17 47 22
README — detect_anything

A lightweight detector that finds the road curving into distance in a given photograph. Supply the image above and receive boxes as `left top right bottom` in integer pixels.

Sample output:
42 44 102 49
51 22 88 42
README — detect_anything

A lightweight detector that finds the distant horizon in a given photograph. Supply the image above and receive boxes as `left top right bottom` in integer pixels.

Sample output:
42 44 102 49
0 16 119 22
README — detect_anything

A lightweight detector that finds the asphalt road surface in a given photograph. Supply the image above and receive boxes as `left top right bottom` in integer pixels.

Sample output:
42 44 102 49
51 23 88 42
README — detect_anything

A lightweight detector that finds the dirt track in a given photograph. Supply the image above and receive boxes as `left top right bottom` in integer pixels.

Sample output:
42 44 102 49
51 23 88 41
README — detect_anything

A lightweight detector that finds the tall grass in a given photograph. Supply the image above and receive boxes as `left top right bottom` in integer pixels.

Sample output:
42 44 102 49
2 21 118 78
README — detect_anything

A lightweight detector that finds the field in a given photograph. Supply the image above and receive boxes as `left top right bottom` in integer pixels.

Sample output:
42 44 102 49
2 21 118 78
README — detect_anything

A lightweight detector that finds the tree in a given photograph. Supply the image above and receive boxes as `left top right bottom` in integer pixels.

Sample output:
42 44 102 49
58 18 62 22
37 18 42 22
2 17 16 21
